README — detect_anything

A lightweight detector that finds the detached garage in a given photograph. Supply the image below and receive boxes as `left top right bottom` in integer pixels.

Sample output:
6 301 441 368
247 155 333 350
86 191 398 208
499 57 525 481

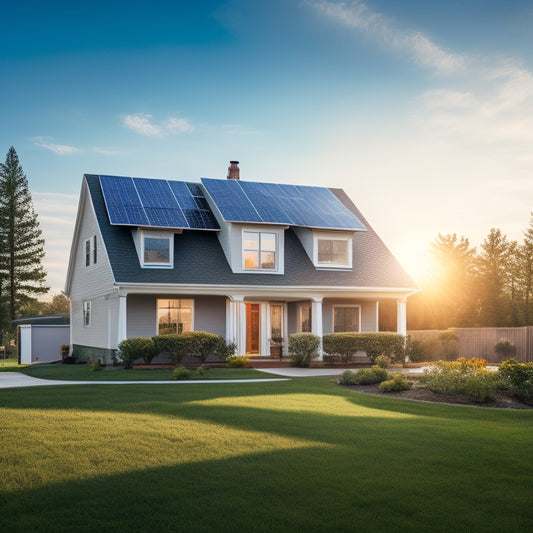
14 316 70 365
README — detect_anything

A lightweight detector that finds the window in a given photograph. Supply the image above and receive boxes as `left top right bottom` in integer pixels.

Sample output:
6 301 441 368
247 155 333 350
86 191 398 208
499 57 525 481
82 301 91 327
333 306 360 333
299 304 312 333
243 231 276 270
317 239 349 266
157 299 193 335
85 236 97 267
144 237 171 264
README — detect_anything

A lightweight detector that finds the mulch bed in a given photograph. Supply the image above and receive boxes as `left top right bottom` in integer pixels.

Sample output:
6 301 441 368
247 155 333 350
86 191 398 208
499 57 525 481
339 381 532 409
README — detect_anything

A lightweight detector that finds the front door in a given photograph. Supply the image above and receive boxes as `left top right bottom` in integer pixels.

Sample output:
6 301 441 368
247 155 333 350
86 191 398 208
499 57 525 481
246 303 260 354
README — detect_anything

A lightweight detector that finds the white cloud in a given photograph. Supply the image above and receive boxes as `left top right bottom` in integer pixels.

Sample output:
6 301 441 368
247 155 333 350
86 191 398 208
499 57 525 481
309 0 466 73
122 113 194 137
33 137 81 155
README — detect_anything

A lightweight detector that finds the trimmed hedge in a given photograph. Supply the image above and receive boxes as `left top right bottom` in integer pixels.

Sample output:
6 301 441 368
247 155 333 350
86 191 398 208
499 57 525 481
118 337 157 368
322 332 406 364
289 333 321 367
338 367 390 385
499 359 533 405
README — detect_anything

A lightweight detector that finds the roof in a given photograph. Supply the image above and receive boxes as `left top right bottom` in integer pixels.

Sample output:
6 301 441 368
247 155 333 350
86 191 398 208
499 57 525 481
84 174 416 290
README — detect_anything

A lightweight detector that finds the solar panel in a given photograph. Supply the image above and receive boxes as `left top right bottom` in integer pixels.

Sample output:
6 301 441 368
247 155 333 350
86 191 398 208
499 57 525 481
99 175 219 231
201 178 365 231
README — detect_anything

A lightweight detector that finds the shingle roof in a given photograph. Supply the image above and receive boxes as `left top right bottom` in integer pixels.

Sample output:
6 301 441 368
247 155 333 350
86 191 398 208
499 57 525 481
85 174 416 289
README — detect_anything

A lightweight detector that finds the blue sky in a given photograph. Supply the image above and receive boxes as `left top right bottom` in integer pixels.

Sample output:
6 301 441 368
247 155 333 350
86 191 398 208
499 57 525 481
2 0 533 294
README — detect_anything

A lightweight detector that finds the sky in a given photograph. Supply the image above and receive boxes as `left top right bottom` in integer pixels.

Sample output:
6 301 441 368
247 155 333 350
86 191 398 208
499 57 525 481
2 0 533 296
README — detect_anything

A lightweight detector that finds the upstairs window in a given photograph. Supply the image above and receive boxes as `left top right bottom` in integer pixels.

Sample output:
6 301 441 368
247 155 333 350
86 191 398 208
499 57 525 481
85 236 97 267
144 237 171 264
318 239 349 265
243 231 277 270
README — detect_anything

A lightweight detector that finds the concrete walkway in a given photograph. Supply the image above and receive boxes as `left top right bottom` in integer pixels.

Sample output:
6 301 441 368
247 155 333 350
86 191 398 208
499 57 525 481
0 372 290 389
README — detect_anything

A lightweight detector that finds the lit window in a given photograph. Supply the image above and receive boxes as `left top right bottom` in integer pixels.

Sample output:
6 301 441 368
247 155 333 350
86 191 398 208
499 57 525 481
144 237 171 264
333 306 360 333
82 301 91 327
157 299 193 335
243 231 276 270
317 239 349 265
299 304 312 333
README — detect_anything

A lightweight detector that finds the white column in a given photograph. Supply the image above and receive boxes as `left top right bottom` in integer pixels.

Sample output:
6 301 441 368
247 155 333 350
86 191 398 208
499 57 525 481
397 298 407 336
261 302 270 356
311 298 323 361
226 296 245 355
375 301 380 332
117 294 128 346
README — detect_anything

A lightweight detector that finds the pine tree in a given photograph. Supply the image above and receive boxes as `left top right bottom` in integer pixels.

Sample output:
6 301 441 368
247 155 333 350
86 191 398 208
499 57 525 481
0 146 48 326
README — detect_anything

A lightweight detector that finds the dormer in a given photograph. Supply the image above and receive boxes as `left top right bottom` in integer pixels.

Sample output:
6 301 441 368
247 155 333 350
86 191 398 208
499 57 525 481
293 228 355 270
131 228 175 268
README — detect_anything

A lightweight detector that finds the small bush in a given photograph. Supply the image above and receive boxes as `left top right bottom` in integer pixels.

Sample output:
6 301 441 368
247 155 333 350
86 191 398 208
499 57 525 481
118 337 156 368
495 340 517 358
421 360 497 402
499 360 533 405
89 362 103 372
152 334 189 365
289 333 320 367
375 354 391 369
216 340 237 361
60 344 69 357
226 355 251 368
195 366 207 377
338 367 390 385
379 373 411 392
182 331 223 362
173 366 193 380
406 338 426 363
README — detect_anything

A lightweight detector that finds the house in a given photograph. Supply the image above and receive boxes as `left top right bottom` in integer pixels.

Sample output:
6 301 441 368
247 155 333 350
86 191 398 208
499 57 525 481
64 162 417 363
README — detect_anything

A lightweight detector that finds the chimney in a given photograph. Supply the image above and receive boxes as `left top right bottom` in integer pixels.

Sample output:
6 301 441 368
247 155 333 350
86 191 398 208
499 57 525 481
227 160 240 180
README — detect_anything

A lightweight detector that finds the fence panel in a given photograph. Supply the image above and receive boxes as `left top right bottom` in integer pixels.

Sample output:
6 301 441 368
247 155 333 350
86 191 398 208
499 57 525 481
408 327 533 363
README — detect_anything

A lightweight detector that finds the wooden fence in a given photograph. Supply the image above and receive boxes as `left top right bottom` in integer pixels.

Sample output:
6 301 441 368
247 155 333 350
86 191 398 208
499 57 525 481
407 327 533 363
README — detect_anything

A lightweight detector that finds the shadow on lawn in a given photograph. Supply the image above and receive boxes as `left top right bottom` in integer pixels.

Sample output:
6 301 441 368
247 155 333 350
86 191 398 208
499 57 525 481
2 438 530 533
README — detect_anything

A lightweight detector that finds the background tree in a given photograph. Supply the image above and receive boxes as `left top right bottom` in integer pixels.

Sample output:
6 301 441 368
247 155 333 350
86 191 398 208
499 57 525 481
474 228 516 326
516 213 533 325
407 233 476 329
0 146 48 326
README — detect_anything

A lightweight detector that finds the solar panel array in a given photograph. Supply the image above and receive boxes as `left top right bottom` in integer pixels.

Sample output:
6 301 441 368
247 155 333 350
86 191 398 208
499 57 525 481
201 178 365 231
99 175 219 230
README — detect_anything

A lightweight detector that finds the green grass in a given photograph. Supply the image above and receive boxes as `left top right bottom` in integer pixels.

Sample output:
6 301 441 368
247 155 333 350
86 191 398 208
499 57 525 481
0 363 276 380
1 379 532 532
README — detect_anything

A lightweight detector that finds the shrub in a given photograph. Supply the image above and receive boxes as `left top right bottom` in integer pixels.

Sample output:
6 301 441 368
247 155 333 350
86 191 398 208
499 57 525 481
405 338 427 363
60 344 69 358
226 355 251 368
438 330 458 361
322 332 407 364
338 367 390 385
288 333 320 367
421 360 497 402
499 360 533 405
89 362 103 372
152 334 190 365
173 366 193 380
181 331 223 362
195 366 207 377
379 373 411 392
118 337 156 368
375 354 391 369
216 339 238 361
495 340 517 358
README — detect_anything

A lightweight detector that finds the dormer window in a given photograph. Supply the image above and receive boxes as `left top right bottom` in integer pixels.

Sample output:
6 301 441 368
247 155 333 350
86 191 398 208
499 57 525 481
317 239 349 266
243 231 277 270
132 229 174 268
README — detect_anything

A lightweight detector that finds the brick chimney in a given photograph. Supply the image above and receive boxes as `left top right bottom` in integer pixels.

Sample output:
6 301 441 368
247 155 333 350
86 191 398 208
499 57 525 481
227 160 240 180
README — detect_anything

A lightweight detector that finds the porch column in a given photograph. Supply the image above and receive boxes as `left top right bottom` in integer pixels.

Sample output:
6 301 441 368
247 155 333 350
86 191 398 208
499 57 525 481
311 298 323 361
260 302 270 356
375 301 380 331
117 294 128 346
397 298 407 336
226 296 245 355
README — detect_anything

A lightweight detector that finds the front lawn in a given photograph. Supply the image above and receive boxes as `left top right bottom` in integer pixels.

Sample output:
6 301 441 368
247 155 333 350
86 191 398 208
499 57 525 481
1 379 531 532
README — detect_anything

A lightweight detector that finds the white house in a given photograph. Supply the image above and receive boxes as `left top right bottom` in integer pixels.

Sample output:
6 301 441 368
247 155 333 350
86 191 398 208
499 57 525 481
64 162 417 363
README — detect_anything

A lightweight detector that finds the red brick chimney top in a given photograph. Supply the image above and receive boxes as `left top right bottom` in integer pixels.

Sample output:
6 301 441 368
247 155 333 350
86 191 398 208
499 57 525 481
227 161 240 180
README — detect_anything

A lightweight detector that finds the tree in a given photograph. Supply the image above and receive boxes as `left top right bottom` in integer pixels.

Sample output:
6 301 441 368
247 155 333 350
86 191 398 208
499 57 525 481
474 228 516 326
517 213 533 325
408 233 477 329
0 147 48 326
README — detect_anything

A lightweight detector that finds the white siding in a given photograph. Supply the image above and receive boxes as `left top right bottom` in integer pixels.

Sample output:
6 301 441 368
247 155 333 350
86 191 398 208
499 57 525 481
69 184 114 301
71 295 110 347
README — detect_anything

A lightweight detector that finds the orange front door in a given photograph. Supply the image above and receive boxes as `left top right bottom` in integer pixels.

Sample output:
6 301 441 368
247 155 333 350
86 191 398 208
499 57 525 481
246 303 260 354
